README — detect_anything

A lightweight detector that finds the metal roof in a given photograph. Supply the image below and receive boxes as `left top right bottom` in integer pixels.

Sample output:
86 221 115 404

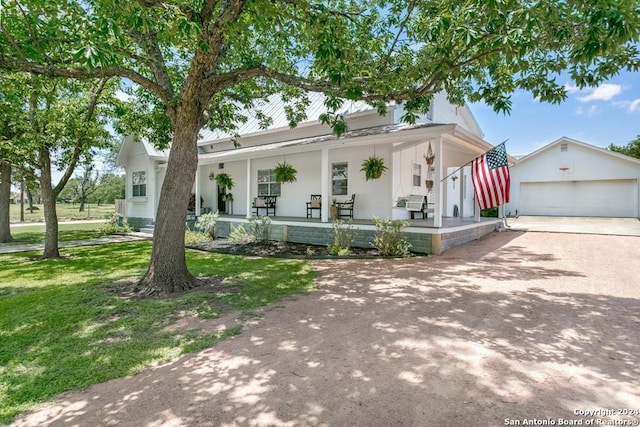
197 92 375 144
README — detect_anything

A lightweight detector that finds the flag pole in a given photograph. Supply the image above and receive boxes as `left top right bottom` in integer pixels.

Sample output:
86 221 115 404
440 139 509 183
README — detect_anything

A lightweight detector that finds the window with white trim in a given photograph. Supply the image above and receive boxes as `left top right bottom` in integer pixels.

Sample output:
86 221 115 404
412 163 421 187
257 169 281 196
132 171 147 197
331 162 348 196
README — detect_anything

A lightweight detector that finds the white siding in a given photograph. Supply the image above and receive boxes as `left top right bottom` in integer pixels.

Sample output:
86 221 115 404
506 139 640 217
431 92 483 137
125 143 157 220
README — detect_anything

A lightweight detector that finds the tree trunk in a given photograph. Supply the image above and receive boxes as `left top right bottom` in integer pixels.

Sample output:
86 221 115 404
0 162 14 243
26 186 34 213
39 149 60 259
138 105 201 295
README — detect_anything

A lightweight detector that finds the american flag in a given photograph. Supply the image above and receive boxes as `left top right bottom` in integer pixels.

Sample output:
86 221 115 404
471 142 511 210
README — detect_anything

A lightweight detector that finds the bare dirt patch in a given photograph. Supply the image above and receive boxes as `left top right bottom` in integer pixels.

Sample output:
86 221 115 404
11 231 640 427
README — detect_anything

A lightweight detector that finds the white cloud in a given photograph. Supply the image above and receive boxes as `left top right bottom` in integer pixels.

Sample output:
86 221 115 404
612 98 640 113
564 83 580 94
575 105 598 116
577 83 623 103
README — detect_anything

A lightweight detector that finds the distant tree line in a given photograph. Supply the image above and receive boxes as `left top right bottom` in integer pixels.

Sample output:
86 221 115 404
608 135 640 159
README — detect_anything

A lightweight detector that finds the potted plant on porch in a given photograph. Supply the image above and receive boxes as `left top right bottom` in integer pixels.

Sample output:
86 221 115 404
273 161 298 183
360 155 388 181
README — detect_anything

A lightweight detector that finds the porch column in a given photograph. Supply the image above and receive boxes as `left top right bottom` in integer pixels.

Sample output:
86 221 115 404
459 167 465 218
246 158 252 216
474 196 481 222
433 137 443 227
321 148 329 222
195 167 201 216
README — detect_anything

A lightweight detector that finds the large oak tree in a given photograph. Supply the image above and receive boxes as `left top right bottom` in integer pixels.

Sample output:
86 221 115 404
1 0 638 293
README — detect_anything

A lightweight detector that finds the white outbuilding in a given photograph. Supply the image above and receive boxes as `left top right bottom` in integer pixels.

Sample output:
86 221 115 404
505 137 640 218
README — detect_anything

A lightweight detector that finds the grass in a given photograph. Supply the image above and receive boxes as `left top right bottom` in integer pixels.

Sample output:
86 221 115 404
3 221 108 246
9 203 115 223
0 241 316 424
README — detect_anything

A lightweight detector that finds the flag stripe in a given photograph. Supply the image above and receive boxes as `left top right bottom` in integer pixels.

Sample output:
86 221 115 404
471 143 511 210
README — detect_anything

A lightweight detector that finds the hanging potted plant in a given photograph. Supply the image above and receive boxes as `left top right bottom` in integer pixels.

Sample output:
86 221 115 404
214 172 234 190
360 155 388 181
273 161 298 183
425 179 434 190
424 142 435 166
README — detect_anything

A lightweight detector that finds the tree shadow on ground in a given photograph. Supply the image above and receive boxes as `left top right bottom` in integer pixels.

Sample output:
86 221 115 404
12 232 640 427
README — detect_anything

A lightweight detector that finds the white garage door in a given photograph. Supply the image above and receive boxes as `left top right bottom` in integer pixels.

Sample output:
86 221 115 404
520 180 639 217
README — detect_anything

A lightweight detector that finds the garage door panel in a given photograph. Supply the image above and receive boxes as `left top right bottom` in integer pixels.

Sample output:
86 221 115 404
520 180 638 217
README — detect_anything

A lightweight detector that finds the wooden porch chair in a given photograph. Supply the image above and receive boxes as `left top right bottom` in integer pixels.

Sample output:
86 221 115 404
306 194 322 218
336 193 355 219
252 196 277 216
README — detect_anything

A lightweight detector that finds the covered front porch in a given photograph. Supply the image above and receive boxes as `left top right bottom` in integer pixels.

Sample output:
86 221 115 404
189 123 495 232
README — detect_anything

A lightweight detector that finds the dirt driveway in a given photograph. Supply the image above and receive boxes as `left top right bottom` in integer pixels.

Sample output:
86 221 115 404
12 231 640 427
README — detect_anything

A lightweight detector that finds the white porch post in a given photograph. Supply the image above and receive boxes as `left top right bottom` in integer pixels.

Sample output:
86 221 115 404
246 159 252 216
474 195 481 222
321 148 329 222
195 167 201 216
434 137 443 227
459 168 464 218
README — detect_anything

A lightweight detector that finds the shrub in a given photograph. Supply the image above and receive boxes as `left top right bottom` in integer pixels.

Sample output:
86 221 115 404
371 217 411 257
185 230 209 245
328 219 356 256
195 210 219 239
99 212 131 234
228 224 255 244
248 215 271 242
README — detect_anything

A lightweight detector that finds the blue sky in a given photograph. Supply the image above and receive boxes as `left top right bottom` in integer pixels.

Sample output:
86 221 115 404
467 69 640 158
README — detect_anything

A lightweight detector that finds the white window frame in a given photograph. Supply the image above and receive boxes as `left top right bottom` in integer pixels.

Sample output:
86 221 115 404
257 169 281 196
132 170 147 197
412 163 422 187
331 162 348 196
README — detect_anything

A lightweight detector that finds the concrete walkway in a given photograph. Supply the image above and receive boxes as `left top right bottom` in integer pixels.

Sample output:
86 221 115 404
505 215 640 237
0 233 151 254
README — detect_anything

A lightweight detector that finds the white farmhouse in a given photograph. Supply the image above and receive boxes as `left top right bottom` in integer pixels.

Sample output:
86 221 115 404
117 92 505 254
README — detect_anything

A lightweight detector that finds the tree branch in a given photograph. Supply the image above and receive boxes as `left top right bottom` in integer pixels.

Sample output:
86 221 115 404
0 59 171 103
380 0 416 73
128 30 175 99
0 21 27 61
54 79 109 195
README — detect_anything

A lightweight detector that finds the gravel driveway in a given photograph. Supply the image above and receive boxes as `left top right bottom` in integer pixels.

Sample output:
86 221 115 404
12 231 640 427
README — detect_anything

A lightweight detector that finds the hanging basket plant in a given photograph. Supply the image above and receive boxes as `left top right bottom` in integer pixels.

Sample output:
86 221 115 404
361 155 388 181
273 161 298 183
424 142 435 165
214 172 234 190
425 179 434 190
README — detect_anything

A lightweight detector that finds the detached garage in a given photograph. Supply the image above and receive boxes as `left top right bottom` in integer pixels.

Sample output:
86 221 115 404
506 138 640 218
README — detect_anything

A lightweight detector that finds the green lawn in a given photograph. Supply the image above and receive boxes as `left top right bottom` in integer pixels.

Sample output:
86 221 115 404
3 221 108 246
0 241 316 424
9 203 115 223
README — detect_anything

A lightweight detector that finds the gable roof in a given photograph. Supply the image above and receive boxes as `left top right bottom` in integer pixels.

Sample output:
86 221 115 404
116 135 169 166
515 136 640 166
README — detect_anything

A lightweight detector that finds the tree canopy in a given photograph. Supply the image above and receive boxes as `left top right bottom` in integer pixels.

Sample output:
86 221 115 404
1 0 639 292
